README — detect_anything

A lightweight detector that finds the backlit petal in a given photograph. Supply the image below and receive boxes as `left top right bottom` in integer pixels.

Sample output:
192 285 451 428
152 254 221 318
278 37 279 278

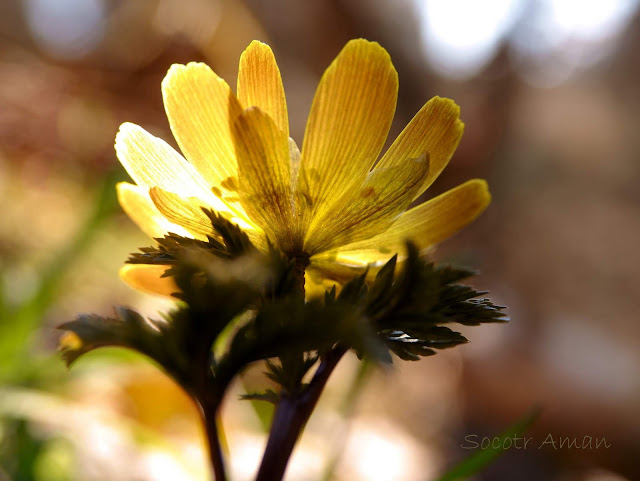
307 259 376 288
116 182 191 239
288 137 301 193
305 268 341 298
149 187 216 239
375 97 464 199
298 39 398 224
115 122 214 197
233 107 300 252
119 264 178 298
237 41 289 136
320 179 491 261
150 187 268 251
162 62 244 197
304 154 429 254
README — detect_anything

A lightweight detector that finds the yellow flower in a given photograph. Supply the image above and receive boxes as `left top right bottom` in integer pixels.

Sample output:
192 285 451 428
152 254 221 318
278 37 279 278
116 39 490 297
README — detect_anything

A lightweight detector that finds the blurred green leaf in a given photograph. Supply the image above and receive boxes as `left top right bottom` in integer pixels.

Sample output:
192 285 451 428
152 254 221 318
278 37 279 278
435 408 540 481
0 169 121 381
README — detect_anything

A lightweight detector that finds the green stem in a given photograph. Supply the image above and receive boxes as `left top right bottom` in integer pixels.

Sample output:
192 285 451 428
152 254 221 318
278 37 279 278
255 345 347 481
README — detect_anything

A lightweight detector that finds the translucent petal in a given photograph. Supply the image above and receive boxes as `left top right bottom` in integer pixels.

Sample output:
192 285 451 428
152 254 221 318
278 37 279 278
307 261 368 286
116 182 191 239
298 39 398 225
233 107 301 252
304 154 429 254
305 268 341 299
162 62 244 198
288 137 301 193
115 122 215 198
119 264 178 298
149 187 216 239
375 97 464 199
149 187 268 251
317 179 491 261
237 41 289 136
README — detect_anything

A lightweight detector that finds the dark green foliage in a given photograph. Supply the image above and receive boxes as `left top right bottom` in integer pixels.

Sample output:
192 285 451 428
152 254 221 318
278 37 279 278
364 242 507 361
59 307 193 389
202 210 257 256
59 214 506 409
127 209 257 267
60 241 277 400
323 243 507 362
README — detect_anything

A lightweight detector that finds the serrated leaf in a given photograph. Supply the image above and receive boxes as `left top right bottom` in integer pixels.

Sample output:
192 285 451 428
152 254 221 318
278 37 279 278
127 212 257 268
58 307 192 387
203 209 257 257
240 390 280 404
353 242 507 362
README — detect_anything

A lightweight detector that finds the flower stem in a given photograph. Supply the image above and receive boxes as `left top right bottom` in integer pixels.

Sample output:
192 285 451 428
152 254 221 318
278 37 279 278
292 253 310 296
201 402 227 481
255 345 347 481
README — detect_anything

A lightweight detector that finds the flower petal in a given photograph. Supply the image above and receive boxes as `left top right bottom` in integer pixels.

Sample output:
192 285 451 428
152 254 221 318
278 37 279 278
115 122 215 197
115 122 249 224
162 62 244 195
149 187 268 251
149 187 216 239
232 107 300 252
304 154 429 254
120 264 178 298
298 39 398 222
375 97 464 199
116 182 191 239
288 137 301 193
307 261 369 286
305 268 341 298
237 41 289 136
318 179 491 261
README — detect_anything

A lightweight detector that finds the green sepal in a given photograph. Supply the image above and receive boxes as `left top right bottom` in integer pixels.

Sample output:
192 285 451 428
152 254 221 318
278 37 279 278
358 242 506 361
58 307 192 388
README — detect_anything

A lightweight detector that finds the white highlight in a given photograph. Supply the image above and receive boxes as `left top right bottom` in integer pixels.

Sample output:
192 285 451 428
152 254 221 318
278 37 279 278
412 0 639 82
24 0 106 59
415 0 523 79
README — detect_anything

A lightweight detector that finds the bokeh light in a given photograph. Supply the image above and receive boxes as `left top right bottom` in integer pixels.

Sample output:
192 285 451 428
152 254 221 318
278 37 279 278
24 0 106 59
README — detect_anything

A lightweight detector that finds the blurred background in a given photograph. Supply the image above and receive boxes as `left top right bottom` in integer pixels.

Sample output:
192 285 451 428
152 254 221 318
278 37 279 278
1 0 639 480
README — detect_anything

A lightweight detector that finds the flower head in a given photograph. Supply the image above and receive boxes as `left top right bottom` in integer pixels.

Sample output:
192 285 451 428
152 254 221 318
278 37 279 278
116 39 490 297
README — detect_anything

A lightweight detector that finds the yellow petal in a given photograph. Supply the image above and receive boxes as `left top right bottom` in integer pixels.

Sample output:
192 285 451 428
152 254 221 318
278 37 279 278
149 187 268 251
237 41 289 136
115 122 250 225
304 154 429 254
115 123 217 198
149 187 216 239
319 179 491 262
117 182 191 239
232 107 300 252
120 264 179 298
288 137 301 193
298 39 398 222
375 97 464 199
307 262 367 286
162 62 243 195
305 268 341 299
